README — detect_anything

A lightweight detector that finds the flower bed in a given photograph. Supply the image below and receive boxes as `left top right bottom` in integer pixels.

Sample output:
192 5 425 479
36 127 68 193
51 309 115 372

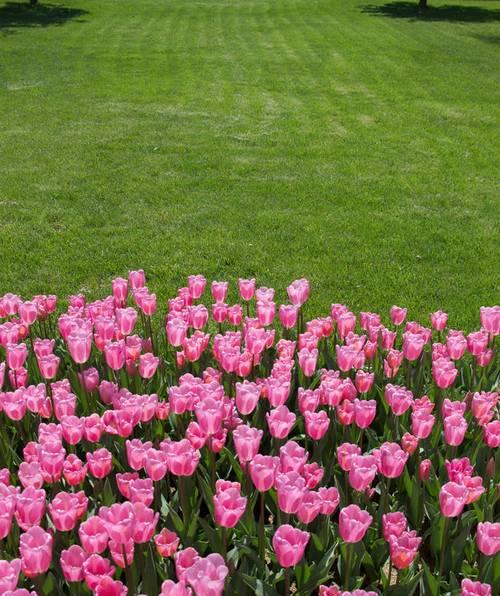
0 273 498 596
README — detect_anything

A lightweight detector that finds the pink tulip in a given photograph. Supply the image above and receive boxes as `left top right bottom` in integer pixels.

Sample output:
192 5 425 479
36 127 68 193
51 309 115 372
266 378 291 407
401 433 418 455
266 404 295 439
279 440 308 474
214 483 247 528
155 528 180 557
1 389 27 421
337 312 356 339
443 414 467 446
276 472 306 514
49 490 87 531
0 558 21 593
128 269 145 288
232 424 263 464
249 454 279 492
433 357 458 389
480 306 500 335
461 578 492 596
447 331 467 360
60 415 84 445
126 439 152 470
378 442 408 478
94 576 128 596
195 397 224 436
431 310 448 331
111 277 128 305
349 455 378 491
402 332 425 361
87 448 113 478
339 504 372 543
79 515 109 554
476 522 500 556
37 440 65 481
467 331 488 356
6 343 28 370
105 340 126 370
18 462 43 490
389 530 421 569
61 545 88 582
304 410 330 440
390 306 407 326
138 352 159 379
227 304 243 327
128 478 154 506
164 439 200 476
238 278 255 301
37 354 60 380
318 486 340 515
419 459 431 481
439 482 468 517
337 443 362 471
15 487 46 530
184 553 228 596
175 547 200 582
355 370 374 394
67 330 92 364
235 381 260 415
411 409 435 440
272 524 310 567
298 347 318 377
19 526 53 577
82 554 115 590
483 420 500 448
353 399 376 429
212 302 228 323
382 512 407 541
297 491 323 524
99 502 135 544
160 580 192 595
0 492 14 539
132 502 159 543
211 281 228 302
256 300 276 326
279 304 298 329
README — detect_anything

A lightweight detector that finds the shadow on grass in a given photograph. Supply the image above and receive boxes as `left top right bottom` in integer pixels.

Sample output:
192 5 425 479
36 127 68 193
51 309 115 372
360 2 500 22
0 2 88 32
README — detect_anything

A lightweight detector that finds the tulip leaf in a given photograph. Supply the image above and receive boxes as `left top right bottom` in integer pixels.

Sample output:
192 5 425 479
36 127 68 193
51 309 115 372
233 540 270 575
422 561 440 596
239 573 281 596
295 543 337 596
198 517 221 553
163 499 185 535
141 543 158 596
386 569 422 595
102 477 114 506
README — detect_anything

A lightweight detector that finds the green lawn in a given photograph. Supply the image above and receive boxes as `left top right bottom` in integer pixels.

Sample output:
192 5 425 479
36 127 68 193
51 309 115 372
1 0 499 328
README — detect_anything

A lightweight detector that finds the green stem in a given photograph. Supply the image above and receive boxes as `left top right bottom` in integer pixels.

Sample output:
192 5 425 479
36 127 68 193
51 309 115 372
284 567 291 594
439 516 450 580
344 542 353 589
258 491 266 560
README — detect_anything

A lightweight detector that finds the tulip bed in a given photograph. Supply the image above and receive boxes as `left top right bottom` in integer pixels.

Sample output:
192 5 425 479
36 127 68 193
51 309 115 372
0 273 498 596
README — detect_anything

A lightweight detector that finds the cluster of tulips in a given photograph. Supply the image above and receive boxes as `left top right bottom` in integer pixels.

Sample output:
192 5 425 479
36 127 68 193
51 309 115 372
0 273 498 596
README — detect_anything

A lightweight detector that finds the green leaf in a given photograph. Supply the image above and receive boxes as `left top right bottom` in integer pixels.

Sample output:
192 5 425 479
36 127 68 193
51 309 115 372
239 573 281 596
295 543 337 596
387 570 422 596
141 543 158 596
422 561 440 596
198 517 221 553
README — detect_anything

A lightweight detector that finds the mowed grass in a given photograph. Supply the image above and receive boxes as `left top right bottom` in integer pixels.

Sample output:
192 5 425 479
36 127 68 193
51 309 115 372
0 0 499 328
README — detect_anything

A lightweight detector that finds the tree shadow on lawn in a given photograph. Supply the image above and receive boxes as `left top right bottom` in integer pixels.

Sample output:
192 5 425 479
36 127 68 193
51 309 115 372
360 2 500 23
0 2 88 32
